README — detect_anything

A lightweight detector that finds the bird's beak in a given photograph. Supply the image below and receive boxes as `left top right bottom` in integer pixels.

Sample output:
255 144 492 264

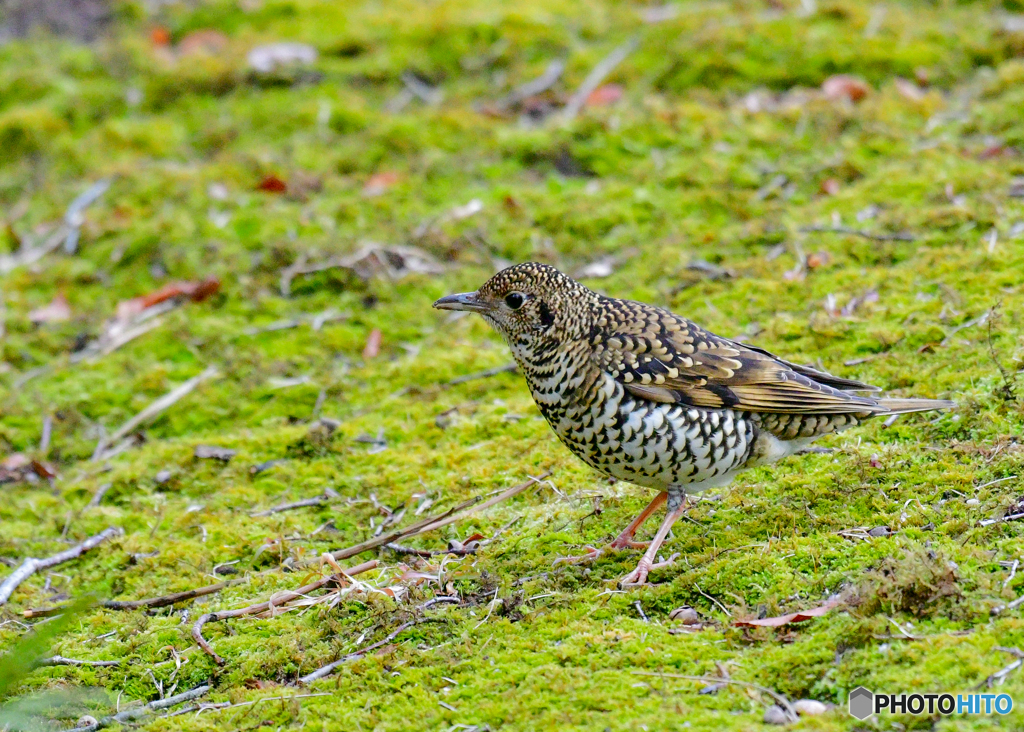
433 291 493 313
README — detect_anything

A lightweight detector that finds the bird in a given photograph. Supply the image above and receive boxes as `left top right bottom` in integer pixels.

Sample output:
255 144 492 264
433 262 954 587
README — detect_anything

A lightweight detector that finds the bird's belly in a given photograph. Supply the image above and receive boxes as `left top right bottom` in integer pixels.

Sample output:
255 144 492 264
538 375 756 490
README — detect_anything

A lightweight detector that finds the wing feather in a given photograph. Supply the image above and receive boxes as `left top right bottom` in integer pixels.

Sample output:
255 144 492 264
594 300 883 415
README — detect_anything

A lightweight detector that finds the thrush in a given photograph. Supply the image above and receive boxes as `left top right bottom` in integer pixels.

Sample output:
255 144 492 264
434 263 954 587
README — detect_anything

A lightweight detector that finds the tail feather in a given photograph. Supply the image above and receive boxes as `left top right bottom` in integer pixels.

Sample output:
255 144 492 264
876 398 955 415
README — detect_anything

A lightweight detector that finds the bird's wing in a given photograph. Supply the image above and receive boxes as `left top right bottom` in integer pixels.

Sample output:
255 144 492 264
590 300 884 415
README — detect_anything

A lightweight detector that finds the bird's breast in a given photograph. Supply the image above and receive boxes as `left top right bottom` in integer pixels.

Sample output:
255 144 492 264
524 362 757 490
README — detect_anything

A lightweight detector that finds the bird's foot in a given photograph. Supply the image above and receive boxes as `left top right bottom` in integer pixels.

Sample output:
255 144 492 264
553 533 649 566
608 535 649 551
617 553 680 589
552 545 606 566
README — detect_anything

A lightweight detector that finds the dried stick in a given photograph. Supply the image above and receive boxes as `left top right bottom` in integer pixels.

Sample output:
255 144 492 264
67 684 211 732
799 224 914 242
103 577 251 611
93 367 219 460
448 363 517 385
192 560 379 665
0 527 122 606
39 655 120 667
562 37 639 122
632 671 797 722
251 495 330 517
299 619 422 683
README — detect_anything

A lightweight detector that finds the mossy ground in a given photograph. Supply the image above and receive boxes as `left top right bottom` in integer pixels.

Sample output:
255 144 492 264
2 0 1024 730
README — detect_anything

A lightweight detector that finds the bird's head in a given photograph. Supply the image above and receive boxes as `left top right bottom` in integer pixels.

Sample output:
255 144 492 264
433 262 594 349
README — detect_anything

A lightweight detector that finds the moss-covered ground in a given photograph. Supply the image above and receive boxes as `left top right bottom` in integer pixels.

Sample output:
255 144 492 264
2 0 1024 729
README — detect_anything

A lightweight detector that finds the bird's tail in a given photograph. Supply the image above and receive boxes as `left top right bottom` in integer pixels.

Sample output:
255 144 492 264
876 398 955 415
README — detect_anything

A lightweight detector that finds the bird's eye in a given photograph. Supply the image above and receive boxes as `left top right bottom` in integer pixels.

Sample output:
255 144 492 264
504 292 525 310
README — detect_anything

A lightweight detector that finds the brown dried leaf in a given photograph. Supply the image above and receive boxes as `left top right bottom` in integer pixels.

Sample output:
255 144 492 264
257 174 288 193
363 172 400 197
822 74 871 103
29 293 72 324
362 328 382 359
585 84 623 107
734 598 840 627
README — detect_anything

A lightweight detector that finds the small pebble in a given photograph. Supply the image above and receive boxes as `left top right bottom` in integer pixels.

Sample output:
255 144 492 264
794 699 827 716
154 470 171 484
763 705 791 725
965 498 980 506
669 606 701 625
868 526 890 537
76 716 99 727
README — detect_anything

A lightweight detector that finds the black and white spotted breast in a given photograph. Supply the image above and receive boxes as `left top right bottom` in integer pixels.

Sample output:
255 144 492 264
533 370 758 490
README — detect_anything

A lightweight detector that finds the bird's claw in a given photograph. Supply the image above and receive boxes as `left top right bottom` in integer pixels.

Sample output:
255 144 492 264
552 545 605 566
617 553 680 589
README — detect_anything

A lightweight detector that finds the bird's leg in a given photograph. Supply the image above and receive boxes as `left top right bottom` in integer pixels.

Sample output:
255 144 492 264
618 494 689 588
553 492 668 566
607 491 667 550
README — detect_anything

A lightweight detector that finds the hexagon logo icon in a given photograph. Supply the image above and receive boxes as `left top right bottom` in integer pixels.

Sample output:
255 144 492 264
849 686 874 720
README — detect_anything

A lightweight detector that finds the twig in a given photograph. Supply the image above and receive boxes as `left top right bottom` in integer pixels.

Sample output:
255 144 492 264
316 471 550 566
251 495 330 517
64 178 112 254
103 576 251 611
448 363 517 385
86 483 112 509
0 527 122 605
39 655 121 667
192 560 378 664
299 619 422 683
495 59 566 109
562 36 639 122
66 684 211 732
980 511 1024 528
384 542 478 557
941 311 990 347
631 672 797 721
93 367 220 460
977 647 1024 689
799 224 914 242
693 582 732 617
990 591 1024 616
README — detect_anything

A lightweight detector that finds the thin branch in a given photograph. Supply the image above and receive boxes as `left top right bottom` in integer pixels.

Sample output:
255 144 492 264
250 495 330 517
93 367 219 460
103 576 251 611
192 560 378 665
67 684 211 732
495 59 566 110
799 224 915 242
562 36 639 122
299 619 424 684
0 527 123 606
39 655 121 667
447 363 517 385
632 672 797 721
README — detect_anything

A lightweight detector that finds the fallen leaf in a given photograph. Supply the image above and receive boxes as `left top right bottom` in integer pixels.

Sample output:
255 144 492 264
734 598 840 627
29 293 72 324
585 84 624 107
116 277 220 321
894 77 926 102
819 178 841 196
178 29 229 56
30 460 56 479
822 74 871 103
150 27 171 47
248 42 317 74
194 445 236 462
2 453 30 470
362 328 382 359
363 171 400 197
257 174 287 193
805 251 831 269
